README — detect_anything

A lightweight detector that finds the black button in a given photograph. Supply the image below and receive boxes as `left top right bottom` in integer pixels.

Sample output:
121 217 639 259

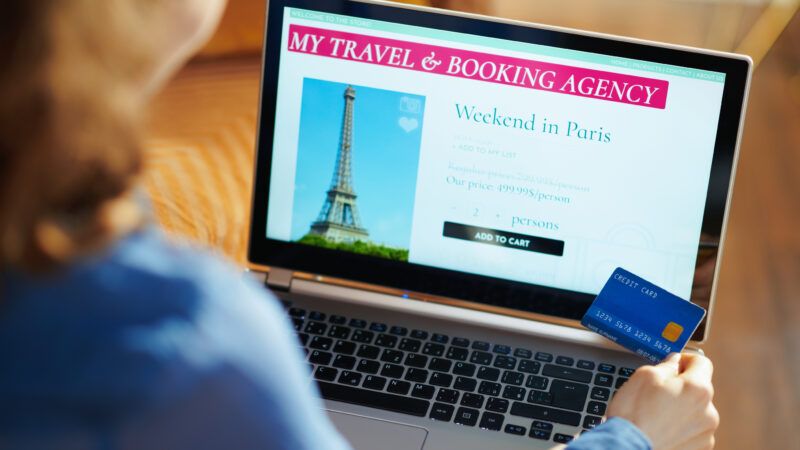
485 397 509 413
309 350 332 365
454 407 480 426
513 348 533 359
586 401 607 416
518 360 541 374
405 353 428 368
288 308 306 318
554 433 574 443
375 334 398 348
305 321 328 335
309 336 333 351
405 368 429 383
436 388 460 404
338 370 362 386
356 344 380 359
387 379 411 395
493 344 511 355
390 326 408 336
423 342 445 357
453 362 476 377
493 356 517 370
460 392 484 408
380 349 404 364
525 375 548 390
479 412 504 431
594 373 613 387
429 358 452 372
451 337 470 347
351 330 374 343
327 325 350 340
583 415 603 429
411 383 435 399
577 360 596 370
478 381 501 396
477 366 500 381
501 371 524 386
356 359 380 374
542 363 593 383
532 420 553 431
504 424 526 436
442 221 565 256
616 377 629 389
529 429 551 440
318 381 430 417
555 356 574 366
470 351 493 365
329 315 347 325
453 376 477 392
471 340 490 351
510 402 581 426
381 363 405 379
291 318 304 331
363 375 387 390
598 363 616 373
314 366 338 381
369 322 388 333
446 346 469 361
590 387 610 401
429 402 455 421
528 390 553 406
348 318 367 328
309 311 326 321
333 340 356 355
535 352 553 362
298 333 309 346
619 367 636 377
332 355 356 370
502 386 526 401
429 372 453 387
410 329 429 340
431 333 449 344
398 338 421 353
549 379 589 411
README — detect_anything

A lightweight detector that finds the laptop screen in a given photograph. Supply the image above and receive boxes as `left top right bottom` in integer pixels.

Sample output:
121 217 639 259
252 0 749 341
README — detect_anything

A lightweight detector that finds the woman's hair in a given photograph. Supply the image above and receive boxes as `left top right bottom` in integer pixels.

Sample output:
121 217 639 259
0 0 160 270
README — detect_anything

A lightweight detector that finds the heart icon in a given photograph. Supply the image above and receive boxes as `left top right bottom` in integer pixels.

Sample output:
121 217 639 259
398 116 419 133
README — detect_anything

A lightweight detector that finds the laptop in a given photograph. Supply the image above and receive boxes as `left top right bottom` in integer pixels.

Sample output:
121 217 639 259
247 1 751 448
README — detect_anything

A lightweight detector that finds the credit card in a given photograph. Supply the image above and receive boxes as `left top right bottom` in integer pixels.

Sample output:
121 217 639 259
581 267 706 363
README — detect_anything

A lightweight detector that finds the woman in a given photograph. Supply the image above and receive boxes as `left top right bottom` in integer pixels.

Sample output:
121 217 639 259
0 1 718 449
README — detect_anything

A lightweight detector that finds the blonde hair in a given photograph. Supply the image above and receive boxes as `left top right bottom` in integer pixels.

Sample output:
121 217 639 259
0 0 161 270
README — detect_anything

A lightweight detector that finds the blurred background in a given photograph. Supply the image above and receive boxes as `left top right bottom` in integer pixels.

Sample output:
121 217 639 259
143 1 799 448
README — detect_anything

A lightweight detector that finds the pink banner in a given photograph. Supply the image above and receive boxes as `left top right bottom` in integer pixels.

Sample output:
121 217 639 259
287 25 668 109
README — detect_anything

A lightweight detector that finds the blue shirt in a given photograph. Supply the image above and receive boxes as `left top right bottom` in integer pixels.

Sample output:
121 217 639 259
0 229 650 450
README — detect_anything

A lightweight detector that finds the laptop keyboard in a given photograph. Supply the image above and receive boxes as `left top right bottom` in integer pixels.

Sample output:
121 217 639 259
287 306 635 444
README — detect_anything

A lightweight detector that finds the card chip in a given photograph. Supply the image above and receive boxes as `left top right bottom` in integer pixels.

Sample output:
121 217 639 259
661 322 684 342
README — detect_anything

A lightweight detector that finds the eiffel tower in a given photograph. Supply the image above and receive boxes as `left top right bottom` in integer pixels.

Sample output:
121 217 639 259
309 85 370 243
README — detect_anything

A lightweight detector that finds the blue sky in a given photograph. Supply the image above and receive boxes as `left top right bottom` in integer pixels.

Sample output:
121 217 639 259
291 78 425 249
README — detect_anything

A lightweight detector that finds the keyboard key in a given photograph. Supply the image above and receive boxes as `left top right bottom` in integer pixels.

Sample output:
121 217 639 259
387 379 411 395
288 307 306 318
375 334 398 348
526 375 548 390
356 359 380 374
485 397 509 413
369 322 387 333
390 326 408 336
292 318 304 331
504 424 526 436
338 371 362 386
586 401 607 416
405 353 428 368
529 429 551 440
429 358 452 372
598 363 616 373
590 387 611 401
550 379 589 411
471 340 490 351
405 368 429 383
577 360 596 370
298 333 310 346
513 348 533 359
531 420 553 431
619 367 636 377
436 388 460 404
351 330 374 343
454 407 480 426
410 329 428 340
412 383 435 399
398 338 421 353
542 364 593 383
528 390 553 405
446 347 469 361
362 375 387 391
470 351 493 365
429 402 454 421
493 356 517 370
502 386 526 401
329 314 347 325
309 311 326 321
305 321 327 335
493 344 511 355
510 402 581 426
309 350 332 365
535 352 553 362
431 333 449 344
422 343 445 357
318 381 429 417
554 433 574 444
594 373 613 387
453 362 476 377
477 366 500 381
310 336 333 351
451 337 470 347
357 344 380 359
478 381 501 396
348 318 367 329
430 372 453 387
314 366 338 382
461 393 484 408
501 371 525 386
332 355 356 370
380 349 404 364
479 412 504 431
381 363 405 379
583 415 603 429
555 356 574 366
328 325 350 340
518 360 541 374
616 377 629 389
333 340 356 355
453 376 477 392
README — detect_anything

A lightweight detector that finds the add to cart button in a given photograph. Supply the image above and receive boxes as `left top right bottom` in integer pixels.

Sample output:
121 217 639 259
442 221 564 257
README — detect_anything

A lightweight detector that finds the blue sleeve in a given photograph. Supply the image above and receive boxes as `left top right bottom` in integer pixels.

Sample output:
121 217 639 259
566 418 652 450
116 259 353 450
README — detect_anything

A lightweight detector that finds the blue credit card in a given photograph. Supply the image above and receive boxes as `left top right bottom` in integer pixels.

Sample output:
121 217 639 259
581 267 706 363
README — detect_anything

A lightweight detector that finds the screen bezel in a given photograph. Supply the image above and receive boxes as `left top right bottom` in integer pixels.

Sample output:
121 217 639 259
248 0 750 341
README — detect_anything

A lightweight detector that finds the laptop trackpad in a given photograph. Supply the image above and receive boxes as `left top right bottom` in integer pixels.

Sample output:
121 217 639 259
327 410 428 450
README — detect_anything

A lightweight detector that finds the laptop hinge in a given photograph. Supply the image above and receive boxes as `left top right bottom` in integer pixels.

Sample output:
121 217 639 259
265 267 293 292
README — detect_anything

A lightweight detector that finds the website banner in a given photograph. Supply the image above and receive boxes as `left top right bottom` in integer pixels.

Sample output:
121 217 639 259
266 7 726 298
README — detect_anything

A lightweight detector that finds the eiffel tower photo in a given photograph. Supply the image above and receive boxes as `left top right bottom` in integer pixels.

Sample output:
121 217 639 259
309 85 370 243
